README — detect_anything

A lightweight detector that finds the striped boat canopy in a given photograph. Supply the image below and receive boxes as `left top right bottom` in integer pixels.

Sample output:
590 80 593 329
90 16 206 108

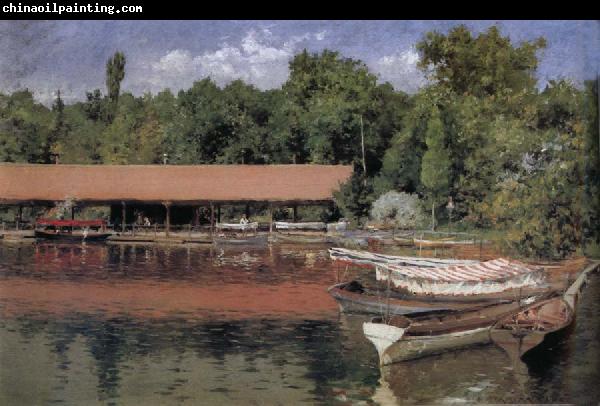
376 258 546 296
329 247 479 268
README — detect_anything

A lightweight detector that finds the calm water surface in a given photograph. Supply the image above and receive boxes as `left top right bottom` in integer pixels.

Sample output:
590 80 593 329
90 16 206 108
0 242 598 405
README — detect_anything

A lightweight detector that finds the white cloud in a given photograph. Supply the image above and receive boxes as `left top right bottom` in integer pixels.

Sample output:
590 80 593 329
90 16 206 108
152 49 195 75
132 29 333 94
370 48 427 93
135 29 312 93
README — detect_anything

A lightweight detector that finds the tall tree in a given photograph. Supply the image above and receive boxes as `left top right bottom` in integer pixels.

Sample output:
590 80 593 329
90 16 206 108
420 106 450 230
48 89 67 163
105 51 126 121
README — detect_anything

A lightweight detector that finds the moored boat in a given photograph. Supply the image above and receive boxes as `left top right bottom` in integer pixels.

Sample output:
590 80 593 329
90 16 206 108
490 296 573 361
273 233 330 244
213 222 267 245
392 236 414 246
34 219 111 242
413 238 477 248
274 221 327 231
363 295 550 365
328 281 511 316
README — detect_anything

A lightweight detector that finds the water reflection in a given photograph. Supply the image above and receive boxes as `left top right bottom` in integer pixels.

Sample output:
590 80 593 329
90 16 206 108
0 242 598 404
372 272 600 405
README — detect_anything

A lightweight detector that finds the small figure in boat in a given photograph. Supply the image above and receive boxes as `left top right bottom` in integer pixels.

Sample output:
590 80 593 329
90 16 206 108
240 214 249 225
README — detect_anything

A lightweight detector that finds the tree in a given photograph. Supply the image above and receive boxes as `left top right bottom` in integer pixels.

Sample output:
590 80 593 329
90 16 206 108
0 90 54 163
420 105 450 230
105 51 126 120
280 49 393 169
582 78 600 246
417 25 546 97
98 92 145 164
83 89 109 122
47 89 67 163
58 103 105 163
482 80 587 258
165 79 229 164
333 162 375 226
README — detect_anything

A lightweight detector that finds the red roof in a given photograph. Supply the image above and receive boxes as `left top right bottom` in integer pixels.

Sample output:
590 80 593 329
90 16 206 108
0 164 352 204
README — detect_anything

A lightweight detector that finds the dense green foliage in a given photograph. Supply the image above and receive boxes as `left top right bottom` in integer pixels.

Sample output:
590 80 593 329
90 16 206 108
0 25 598 258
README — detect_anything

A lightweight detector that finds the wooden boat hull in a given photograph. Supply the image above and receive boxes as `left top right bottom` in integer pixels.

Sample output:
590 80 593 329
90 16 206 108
414 238 476 248
34 230 111 242
328 282 503 316
379 327 492 365
491 297 574 360
274 221 326 231
213 234 269 246
274 233 330 244
363 294 555 365
392 237 414 246
393 285 555 304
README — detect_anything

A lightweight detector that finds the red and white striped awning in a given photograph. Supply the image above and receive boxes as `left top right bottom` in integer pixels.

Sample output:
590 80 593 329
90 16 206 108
381 258 542 283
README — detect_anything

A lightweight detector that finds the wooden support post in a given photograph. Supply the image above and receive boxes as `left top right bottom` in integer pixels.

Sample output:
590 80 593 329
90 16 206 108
210 202 215 236
293 205 297 222
71 206 75 220
194 207 200 227
16 205 22 231
164 202 171 237
245 203 250 219
121 201 126 233
269 204 273 233
217 204 221 224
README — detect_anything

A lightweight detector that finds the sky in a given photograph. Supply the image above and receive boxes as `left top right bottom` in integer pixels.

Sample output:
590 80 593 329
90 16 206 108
1 20 598 105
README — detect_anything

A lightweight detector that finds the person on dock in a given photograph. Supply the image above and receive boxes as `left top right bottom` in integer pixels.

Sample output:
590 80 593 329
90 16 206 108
240 214 249 225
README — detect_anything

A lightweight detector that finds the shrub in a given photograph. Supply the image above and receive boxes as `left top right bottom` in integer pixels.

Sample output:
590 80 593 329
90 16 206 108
370 191 425 229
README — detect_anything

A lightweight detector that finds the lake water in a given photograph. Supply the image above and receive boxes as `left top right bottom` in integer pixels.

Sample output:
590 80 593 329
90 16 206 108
0 242 598 405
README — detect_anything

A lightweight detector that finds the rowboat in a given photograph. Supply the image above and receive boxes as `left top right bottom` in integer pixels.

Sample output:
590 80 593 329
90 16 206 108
490 261 600 360
329 247 479 268
413 238 477 248
215 222 259 232
392 236 414 246
490 297 573 360
34 219 111 242
274 221 327 231
273 233 330 244
363 295 548 365
328 281 510 316
213 222 267 245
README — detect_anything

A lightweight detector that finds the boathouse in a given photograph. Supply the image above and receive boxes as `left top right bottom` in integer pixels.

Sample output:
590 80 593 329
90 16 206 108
0 164 353 234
